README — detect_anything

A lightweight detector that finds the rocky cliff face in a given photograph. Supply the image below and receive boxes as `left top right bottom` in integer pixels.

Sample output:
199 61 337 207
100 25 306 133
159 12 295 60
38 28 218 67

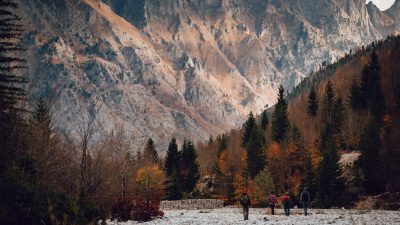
18 0 400 152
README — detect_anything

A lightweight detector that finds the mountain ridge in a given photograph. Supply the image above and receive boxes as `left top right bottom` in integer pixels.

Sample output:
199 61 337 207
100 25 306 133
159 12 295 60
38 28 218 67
19 0 400 152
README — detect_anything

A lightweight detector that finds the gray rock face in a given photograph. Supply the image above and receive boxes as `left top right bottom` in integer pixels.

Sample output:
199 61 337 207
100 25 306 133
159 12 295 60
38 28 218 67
18 0 400 152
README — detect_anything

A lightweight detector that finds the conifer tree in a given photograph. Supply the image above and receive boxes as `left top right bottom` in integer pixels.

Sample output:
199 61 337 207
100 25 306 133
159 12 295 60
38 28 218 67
260 110 269 130
241 112 255 147
360 51 385 120
322 81 335 124
165 138 182 200
217 134 228 156
271 86 289 143
332 97 344 134
300 154 315 200
180 139 200 193
143 138 159 165
165 168 182 200
359 118 385 194
246 124 266 179
307 86 318 117
348 79 363 111
165 138 179 177
316 125 345 207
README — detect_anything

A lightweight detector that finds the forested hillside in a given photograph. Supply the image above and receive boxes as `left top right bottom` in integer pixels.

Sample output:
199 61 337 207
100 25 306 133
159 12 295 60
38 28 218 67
195 36 400 208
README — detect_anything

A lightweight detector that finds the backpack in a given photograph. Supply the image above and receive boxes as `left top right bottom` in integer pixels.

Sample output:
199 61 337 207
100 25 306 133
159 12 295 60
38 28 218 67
301 192 310 202
241 195 250 205
269 195 277 204
284 197 291 207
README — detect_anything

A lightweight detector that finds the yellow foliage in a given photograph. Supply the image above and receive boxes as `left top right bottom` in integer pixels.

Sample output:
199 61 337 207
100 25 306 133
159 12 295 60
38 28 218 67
134 164 165 200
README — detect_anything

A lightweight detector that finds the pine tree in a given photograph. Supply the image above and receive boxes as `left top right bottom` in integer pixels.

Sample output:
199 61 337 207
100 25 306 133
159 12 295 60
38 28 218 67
260 110 269 130
0 0 27 122
165 138 180 177
300 154 315 201
165 168 182 200
143 138 159 165
241 112 255 147
322 81 335 124
246 124 266 179
271 86 289 143
180 140 200 193
360 51 385 120
165 138 183 200
359 118 385 194
348 79 363 111
217 134 228 156
307 86 318 117
316 125 345 207
332 97 344 134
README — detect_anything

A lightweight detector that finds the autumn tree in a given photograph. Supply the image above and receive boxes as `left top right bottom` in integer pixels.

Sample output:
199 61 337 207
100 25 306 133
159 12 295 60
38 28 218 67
271 86 289 143
254 168 275 206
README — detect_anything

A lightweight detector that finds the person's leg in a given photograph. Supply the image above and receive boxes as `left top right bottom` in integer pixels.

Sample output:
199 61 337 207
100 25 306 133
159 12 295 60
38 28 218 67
243 207 246 220
245 207 249 220
272 205 275 215
303 202 308 216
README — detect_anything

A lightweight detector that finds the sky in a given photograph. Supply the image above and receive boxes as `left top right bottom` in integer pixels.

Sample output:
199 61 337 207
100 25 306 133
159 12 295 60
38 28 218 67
367 0 396 10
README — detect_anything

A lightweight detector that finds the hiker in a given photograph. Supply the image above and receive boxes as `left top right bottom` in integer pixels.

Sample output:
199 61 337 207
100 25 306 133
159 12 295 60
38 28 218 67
300 187 311 216
268 191 277 215
281 193 291 216
239 192 251 220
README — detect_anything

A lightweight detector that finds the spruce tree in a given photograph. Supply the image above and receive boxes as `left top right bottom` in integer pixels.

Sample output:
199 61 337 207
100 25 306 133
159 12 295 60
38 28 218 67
260 110 269 130
180 140 200 193
332 97 344 134
0 2 37 224
166 168 182 200
241 112 255 147
246 124 266 179
307 86 318 117
348 79 363 111
300 154 315 201
143 138 159 165
316 125 345 207
322 81 335 124
359 118 385 194
217 134 228 156
165 138 180 177
360 51 385 120
271 86 289 143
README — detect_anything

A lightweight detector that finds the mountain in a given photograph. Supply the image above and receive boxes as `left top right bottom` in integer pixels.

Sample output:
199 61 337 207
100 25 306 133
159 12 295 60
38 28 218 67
18 0 400 152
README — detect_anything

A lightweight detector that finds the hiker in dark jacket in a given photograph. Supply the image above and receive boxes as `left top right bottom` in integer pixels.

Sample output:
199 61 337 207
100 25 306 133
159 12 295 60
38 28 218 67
300 187 311 216
268 191 277 215
240 192 251 220
281 193 291 216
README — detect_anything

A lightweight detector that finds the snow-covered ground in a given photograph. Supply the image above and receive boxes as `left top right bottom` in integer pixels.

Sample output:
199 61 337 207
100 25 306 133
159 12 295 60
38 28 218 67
107 208 400 225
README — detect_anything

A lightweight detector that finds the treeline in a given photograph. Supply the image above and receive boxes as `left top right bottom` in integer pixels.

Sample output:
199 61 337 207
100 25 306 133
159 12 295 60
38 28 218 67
196 36 400 208
0 2 203 224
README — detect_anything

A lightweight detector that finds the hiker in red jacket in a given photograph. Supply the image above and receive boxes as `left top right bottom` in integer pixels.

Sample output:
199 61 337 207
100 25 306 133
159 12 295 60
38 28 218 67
281 193 291 216
268 191 277 215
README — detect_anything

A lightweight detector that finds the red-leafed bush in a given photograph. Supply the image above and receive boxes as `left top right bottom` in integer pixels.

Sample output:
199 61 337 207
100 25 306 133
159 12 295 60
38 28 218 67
132 200 164 222
111 196 134 222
